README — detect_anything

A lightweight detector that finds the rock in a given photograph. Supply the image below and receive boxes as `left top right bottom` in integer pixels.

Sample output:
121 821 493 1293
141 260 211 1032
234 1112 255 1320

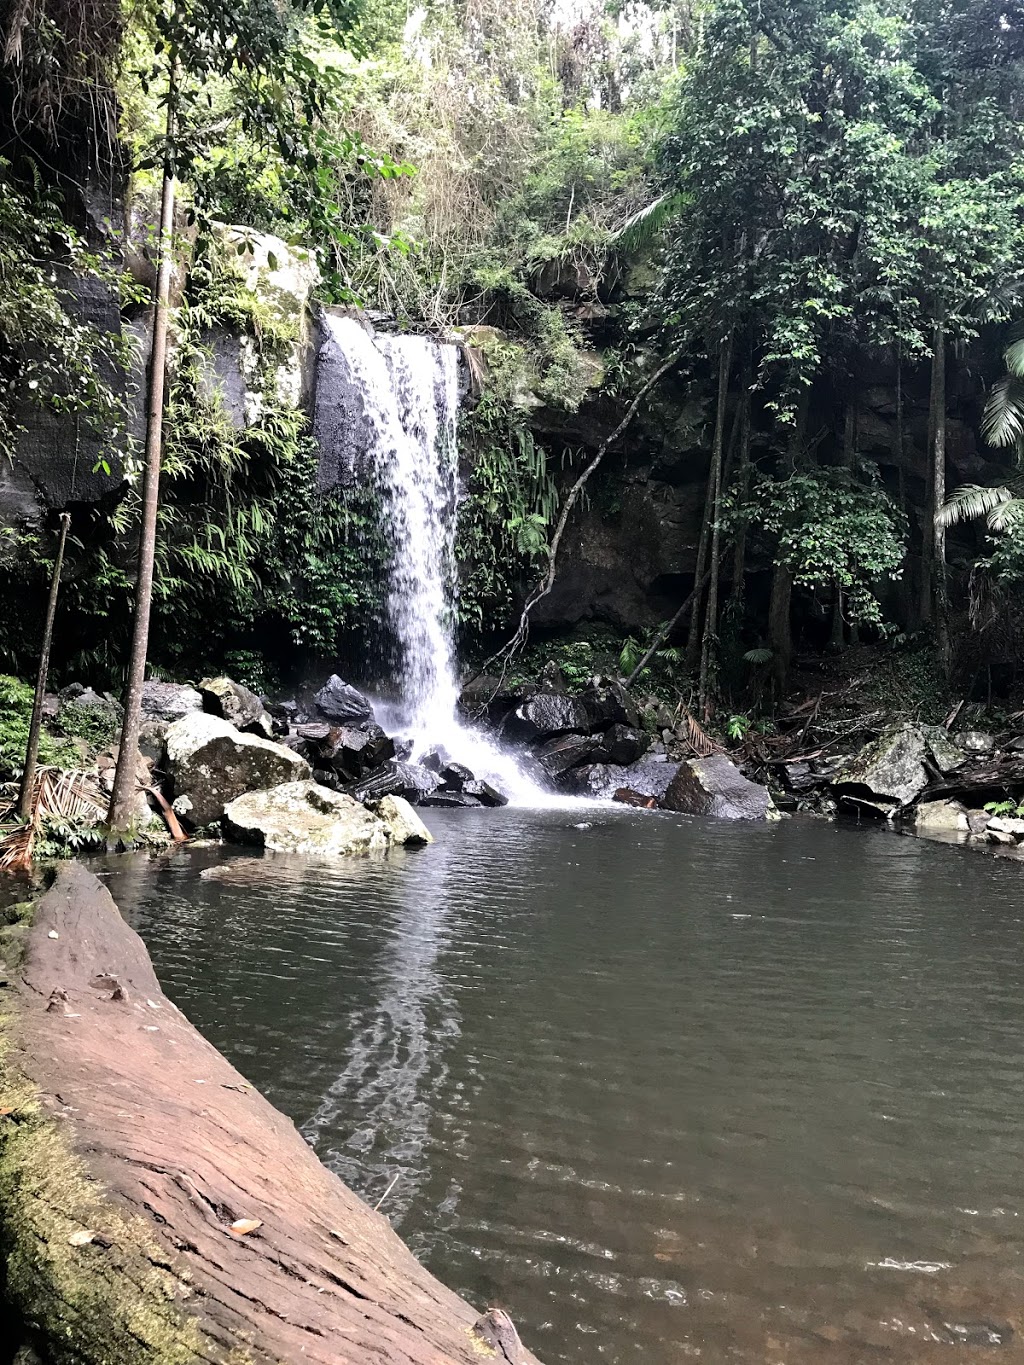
420 747 452 773
603 723 650 766
420 791 484 808
579 679 640 732
834 724 936 811
199 676 274 739
503 694 590 743
56 688 122 746
165 713 310 828
613 788 659 808
664 754 776 821
536 733 609 778
224 781 389 855
390 761 442 802
137 720 169 768
348 763 405 803
312 767 341 790
140 681 203 723
956 730 995 754
463 779 509 807
967 808 992 834
986 816 1024 842
564 755 679 800
439 761 474 791
313 675 374 724
913 799 969 833
327 724 395 779
376 795 434 846
922 726 966 773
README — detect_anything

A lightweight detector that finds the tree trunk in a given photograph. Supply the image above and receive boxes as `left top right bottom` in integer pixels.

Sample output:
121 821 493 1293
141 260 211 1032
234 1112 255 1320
685 428 718 672
698 334 732 717
108 100 176 835
17 512 71 822
920 311 946 636
769 563 793 697
730 370 752 605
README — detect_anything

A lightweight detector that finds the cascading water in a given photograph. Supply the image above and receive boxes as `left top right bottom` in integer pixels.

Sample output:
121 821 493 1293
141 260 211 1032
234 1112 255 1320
316 315 559 805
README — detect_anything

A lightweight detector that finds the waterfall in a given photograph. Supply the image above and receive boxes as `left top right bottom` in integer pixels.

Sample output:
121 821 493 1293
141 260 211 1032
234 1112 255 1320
315 315 559 805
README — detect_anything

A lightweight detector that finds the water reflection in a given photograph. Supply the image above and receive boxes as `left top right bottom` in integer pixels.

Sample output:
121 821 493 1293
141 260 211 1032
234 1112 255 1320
302 831 461 1217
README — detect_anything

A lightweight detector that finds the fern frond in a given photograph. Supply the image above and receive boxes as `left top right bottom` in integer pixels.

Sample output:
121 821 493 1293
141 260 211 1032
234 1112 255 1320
1005 338 1024 377
981 375 1024 448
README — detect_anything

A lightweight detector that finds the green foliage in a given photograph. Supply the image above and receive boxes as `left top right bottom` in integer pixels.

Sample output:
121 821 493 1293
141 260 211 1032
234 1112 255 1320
0 168 131 471
456 373 558 633
0 677 75 783
738 465 907 626
984 798 1024 818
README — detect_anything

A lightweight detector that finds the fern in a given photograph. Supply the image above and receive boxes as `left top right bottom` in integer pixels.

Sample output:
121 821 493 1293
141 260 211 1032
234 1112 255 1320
981 374 1024 448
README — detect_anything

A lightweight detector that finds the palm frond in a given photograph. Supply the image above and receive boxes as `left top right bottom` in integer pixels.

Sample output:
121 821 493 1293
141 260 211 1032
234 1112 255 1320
939 484 1013 528
987 496 1024 533
1005 338 1024 377
612 193 686 254
743 647 774 665
981 375 1024 448
678 705 715 757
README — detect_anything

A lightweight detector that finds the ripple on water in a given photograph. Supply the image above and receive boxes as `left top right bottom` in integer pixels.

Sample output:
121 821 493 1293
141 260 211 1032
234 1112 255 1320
104 809 1024 1365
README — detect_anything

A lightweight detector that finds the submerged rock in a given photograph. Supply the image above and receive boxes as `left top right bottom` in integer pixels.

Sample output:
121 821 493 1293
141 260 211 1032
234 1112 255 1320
664 754 776 821
375 794 434 846
913 799 969 834
223 781 389 854
166 713 310 828
313 674 374 724
199 676 274 738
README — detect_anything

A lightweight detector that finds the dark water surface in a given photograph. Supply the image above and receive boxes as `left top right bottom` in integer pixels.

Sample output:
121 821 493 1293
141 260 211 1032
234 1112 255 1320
102 810 1024 1363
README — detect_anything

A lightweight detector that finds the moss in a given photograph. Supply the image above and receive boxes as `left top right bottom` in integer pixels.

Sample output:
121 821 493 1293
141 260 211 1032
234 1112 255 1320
0 958 246 1364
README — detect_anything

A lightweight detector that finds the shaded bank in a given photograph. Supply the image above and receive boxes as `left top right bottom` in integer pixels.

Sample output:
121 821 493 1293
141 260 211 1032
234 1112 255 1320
0 863 541 1365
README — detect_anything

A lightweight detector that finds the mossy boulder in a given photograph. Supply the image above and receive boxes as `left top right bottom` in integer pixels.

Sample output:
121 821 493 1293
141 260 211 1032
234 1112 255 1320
165 712 309 828
222 780 390 854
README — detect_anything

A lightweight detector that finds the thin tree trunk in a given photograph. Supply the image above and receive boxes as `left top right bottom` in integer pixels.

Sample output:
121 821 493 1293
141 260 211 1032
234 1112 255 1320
685 430 717 671
698 334 733 717
108 91 176 835
730 367 752 605
17 512 71 822
930 316 949 667
768 394 808 696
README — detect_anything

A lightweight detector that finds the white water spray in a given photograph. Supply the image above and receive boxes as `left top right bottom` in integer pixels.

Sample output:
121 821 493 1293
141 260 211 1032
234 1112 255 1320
317 315 563 806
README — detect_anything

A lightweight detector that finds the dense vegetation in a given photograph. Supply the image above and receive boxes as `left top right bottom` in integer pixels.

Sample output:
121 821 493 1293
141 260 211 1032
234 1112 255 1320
1 0 1023 724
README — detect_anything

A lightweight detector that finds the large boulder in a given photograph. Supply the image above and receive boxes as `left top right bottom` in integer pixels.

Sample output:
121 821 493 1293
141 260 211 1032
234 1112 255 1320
834 723 965 814
140 681 203 723
579 680 640 732
604 723 650 766
664 754 776 821
502 694 590 743
913 799 969 835
199 676 274 739
313 675 374 725
565 755 679 800
223 781 389 854
376 794 434 846
536 732 610 778
166 713 310 827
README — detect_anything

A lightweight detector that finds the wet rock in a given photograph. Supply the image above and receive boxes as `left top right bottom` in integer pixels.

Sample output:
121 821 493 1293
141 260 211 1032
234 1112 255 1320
967 808 992 834
439 761 474 791
313 674 374 725
199 676 274 739
664 754 776 821
327 724 395 779
223 781 389 855
295 721 331 742
604 723 650 766
536 732 609 778
166 712 310 828
613 788 659 808
390 761 442 802
421 747 451 774
834 723 961 812
140 681 203 723
564 755 679 800
375 794 434 846
348 762 405 803
312 767 341 790
913 798 969 834
986 816 1024 843
419 791 484 808
503 694 590 743
579 679 640 732
463 778 509 807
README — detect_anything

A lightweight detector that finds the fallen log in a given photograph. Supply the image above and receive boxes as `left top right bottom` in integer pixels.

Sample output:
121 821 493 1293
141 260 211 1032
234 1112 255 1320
0 863 543 1365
